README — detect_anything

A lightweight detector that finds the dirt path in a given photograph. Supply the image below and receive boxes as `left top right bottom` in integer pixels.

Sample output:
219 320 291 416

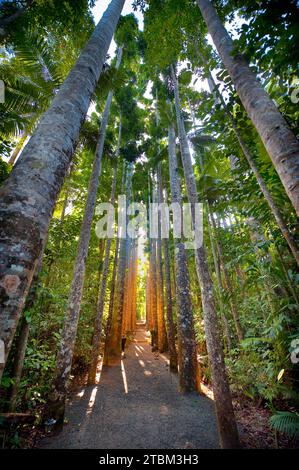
40 323 219 449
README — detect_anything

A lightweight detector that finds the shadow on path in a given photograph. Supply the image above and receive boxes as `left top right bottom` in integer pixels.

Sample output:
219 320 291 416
40 323 219 449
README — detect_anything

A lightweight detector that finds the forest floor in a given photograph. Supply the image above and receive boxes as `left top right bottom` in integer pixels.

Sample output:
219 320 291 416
38 322 219 449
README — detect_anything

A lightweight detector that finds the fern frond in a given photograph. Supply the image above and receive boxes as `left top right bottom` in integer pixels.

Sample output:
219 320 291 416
269 411 299 438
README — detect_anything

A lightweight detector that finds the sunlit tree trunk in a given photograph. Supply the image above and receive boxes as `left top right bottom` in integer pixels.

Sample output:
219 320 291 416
88 162 118 384
0 0 125 382
8 241 47 411
156 164 168 352
161 185 178 372
168 122 200 393
105 163 132 363
196 0 299 215
206 211 232 351
8 134 27 166
148 175 158 350
171 65 240 448
103 236 119 363
209 209 243 343
48 44 124 422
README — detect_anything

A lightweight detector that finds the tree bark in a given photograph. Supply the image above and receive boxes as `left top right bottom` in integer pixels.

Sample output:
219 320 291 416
200 59 299 267
168 122 200 393
207 211 232 351
196 0 299 215
161 186 178 372
171 65 240 448
209 209 243 343
148 174 158 350
8 134 28 166
48 44 124 422
104 237 120 357
104 163 133 364
0 0 125 382
88 163 118 384
153 166 167 353
8 317 30 412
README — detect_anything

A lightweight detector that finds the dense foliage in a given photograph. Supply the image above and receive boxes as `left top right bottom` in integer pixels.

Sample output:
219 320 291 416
0 0 298 448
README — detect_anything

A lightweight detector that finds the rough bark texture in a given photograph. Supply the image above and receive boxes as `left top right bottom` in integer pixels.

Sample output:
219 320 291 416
148 175 158 350
209 210 243 343
161 186 178 372
49 44 124 422
104 164 132 364
171 65 240 448
104 237 119 352
88 163 118 384
206 211 232 351
0 0 125 382
156 164 168 353
196 0 299 215
8 244 46 411
168 123 200 393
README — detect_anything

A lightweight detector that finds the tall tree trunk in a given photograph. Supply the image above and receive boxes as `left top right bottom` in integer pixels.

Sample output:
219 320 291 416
8 134 28 166
156 164 168 352
104 237 120 358
188 103 232 349
209 209 243 343
8 241 47 411
161 186 178 372
196 0 299 215
171 65 240 448
48 45 123 422
88 162 118 384
0 0 125 382
105 163 133 364
207 211 232 351
148 174 158 350
8 317 29 412
168 123 200 393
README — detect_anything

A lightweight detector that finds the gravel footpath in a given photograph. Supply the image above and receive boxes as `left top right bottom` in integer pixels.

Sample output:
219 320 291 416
39 324 219 449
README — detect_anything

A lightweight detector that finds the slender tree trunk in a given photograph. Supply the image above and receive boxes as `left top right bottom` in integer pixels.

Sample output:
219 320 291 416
188 103 232 349
48 44 123 422
155 166 168 352
0 0 125 382
200 60 299 267
105 164 133 364
207 211 232 351
196 0 299 215
8 317 30 412
8 241 47 411
131 242 138 330
104 237 120 357
276 245 299 308
8 134 28 166
149 174 158 350
209 210 244 343
103 159 126 364
88 163 118 384
171 65 240 448
168 123 200 393
162 185 178 372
